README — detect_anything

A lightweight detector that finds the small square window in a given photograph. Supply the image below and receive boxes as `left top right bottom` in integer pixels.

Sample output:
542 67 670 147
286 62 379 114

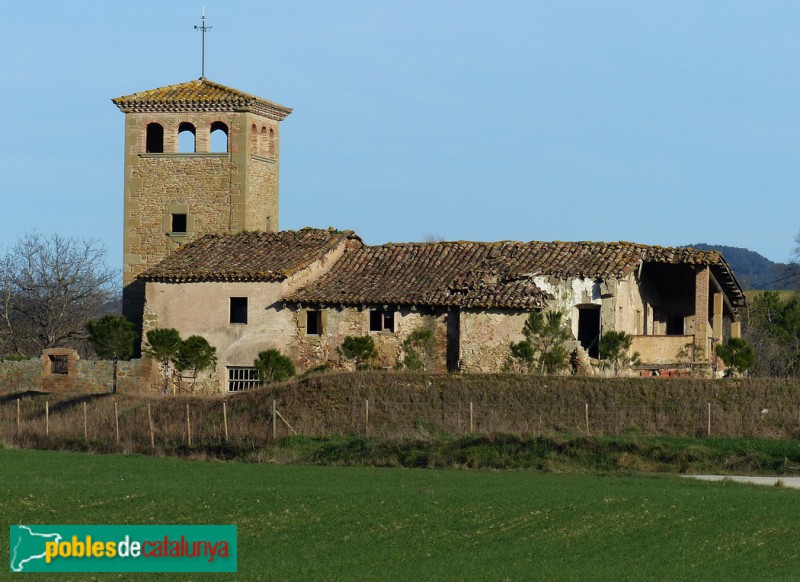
306 310 322 335
171 213 187 234
369 310 394 333
230 297 248 324
50 355 69 375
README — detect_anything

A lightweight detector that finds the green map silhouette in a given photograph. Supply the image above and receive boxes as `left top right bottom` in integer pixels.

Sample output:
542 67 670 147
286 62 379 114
10 526 62 572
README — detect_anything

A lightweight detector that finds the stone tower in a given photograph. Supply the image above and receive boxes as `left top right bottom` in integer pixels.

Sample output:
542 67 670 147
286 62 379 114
112 78 292 328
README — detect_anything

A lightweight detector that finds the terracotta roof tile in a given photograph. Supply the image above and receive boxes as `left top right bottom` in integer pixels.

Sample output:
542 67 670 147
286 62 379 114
287 240 745 310
140 231 746 312
138 229 356 283
112 78 292 120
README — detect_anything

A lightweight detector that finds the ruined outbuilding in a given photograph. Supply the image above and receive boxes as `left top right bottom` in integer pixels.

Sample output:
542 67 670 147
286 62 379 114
139 229 745 392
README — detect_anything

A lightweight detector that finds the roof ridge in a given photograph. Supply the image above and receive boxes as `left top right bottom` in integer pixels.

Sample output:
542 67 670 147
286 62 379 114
112 78 292 120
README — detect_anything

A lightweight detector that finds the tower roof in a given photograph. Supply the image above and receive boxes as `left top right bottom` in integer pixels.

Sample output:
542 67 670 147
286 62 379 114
112 78 292 120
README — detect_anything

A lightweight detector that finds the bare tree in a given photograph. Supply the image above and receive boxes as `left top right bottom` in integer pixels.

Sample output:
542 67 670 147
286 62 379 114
793 230 800 290
0 233 118 356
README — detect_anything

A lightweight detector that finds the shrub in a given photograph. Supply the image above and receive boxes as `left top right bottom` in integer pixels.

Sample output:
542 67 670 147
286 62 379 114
716 338 756 377
507 311 571 374
144 328 182 393
86 315 136 393
255 349 296 384
176 336 217 391
339 336 378 370
402 328 437 371
599 331 640 376
507 340 535 372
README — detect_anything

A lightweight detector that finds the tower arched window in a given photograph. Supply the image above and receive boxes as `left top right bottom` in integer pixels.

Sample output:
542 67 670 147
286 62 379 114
146 123 164 153
210 121 228 153
250 124 258 152
178 122 196 153
268 128 276 157
260 127 267 157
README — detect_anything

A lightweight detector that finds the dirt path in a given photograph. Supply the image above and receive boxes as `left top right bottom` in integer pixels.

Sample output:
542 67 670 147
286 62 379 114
683 475 800 489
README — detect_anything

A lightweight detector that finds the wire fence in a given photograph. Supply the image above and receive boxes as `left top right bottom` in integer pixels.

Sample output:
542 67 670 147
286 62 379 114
1 390 798 456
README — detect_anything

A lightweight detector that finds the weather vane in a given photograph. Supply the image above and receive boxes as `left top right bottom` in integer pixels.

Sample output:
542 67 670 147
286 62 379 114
194 8 212 79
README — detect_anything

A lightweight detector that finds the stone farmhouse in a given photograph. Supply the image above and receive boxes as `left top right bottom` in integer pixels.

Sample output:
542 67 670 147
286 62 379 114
113 78 746 393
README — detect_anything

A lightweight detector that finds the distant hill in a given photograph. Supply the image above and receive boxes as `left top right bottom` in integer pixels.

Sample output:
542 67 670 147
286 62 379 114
684 244 796 290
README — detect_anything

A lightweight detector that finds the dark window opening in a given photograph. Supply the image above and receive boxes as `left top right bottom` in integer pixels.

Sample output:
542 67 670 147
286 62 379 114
178 122 196 153
171 213 187 234
268 128 275 156
146 123 164 153
446 309 461 372
230 297 248 324
306 310 322 335
666 316 684 336
577 306 601 359
370 310 394 332
210 121 228 152
50 355 69 375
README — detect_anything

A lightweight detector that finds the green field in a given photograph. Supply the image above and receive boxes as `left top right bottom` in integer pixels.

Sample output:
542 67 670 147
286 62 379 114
2 448 800 581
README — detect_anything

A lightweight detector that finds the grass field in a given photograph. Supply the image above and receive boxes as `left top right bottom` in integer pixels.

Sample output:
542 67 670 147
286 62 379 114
2 448 800 580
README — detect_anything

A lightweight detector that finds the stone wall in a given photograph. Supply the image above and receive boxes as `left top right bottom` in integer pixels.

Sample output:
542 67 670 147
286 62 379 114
0 353 159 394
291 307 450 371
248 156 279 231
130 155 232 276
630 335 693 366
459 310 528 372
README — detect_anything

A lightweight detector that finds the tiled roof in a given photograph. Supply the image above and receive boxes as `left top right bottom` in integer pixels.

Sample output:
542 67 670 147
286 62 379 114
287 240 745 310
138 229 356 283
112 78 292 120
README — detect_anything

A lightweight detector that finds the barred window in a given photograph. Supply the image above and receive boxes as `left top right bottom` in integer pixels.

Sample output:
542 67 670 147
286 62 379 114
228 367 259 392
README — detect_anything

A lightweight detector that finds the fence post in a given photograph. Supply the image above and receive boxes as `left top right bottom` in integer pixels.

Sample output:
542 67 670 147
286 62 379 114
186 403 192 447
16 399 20 433
272 399 277 441
585 403 589 434
707 402 711 436
222 402 229 442
469 401 474 433
365 399 369 437
114 401 120 445
83 402 88 443
45 400 49 437
147 403 155 450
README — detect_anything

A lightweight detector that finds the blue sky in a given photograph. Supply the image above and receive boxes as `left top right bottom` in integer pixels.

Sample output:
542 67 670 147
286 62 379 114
1 1 798 269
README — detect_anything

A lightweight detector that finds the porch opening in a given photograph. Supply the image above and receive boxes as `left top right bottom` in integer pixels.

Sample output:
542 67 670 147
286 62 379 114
666 315 684 336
